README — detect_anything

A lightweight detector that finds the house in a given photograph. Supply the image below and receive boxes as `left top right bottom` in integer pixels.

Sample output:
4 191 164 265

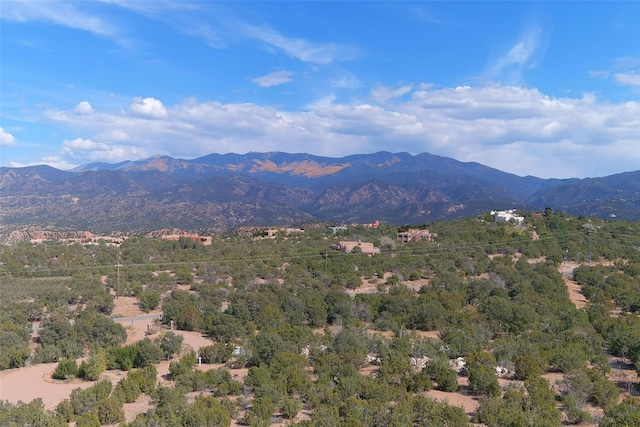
397 229 434 243
331 240 380 255
491 209 524 224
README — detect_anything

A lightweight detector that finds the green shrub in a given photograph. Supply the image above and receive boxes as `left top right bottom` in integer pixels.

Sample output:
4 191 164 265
53 358 79 380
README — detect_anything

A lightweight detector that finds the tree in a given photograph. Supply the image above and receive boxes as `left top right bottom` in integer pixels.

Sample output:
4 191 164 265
70 380 112 416
250 330 295 366
53 358 79 380
183 396 231 427
96 397 124 425
428 360 459 392
138 291 160 312
468 364 501 397
134 338 163 367
75 412 100 427
113 376 142 403
78 351 106 381
199 343 233 364
56 398 75 423
514 353 544 380
205 312 246 343
324 288 351 325
162 290 198 325
176 305 203 331
330 329 369 369
0 323 31 370
156 331 184 360
280 397 302 420
600 396 640 427
127 365 157 394
153 385 187 423
250 396 277 425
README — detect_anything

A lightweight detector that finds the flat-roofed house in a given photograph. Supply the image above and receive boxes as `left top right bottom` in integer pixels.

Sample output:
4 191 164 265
397 229 434 243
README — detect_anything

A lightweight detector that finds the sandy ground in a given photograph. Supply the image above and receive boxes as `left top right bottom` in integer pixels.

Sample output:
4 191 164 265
0 362 126 410
425 376 480 416
0 293 217 413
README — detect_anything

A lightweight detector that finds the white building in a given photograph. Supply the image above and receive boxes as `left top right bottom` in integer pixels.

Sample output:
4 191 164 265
491 209 524 224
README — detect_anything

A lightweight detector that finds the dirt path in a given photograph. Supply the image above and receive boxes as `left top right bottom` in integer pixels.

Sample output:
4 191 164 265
558 261 588 309
565 277 588 309
558 260 615 310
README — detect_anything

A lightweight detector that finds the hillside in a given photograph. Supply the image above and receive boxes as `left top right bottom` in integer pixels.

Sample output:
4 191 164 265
1 152 638 238
1 214 639 425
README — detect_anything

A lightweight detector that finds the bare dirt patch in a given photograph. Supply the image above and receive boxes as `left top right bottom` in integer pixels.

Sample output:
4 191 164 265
410 330 441 340
565 277 588 309
425 375 480 416
0 363 126 410
112 295 160 318
346 273 430 297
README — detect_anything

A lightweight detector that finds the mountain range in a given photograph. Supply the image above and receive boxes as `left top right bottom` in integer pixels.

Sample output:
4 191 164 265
1 151 639 236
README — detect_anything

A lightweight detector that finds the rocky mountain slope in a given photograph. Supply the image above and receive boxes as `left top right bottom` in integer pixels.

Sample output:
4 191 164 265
1 152 638 236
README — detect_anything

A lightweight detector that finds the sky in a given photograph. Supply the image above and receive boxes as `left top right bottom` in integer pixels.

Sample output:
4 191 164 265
1 1 639 179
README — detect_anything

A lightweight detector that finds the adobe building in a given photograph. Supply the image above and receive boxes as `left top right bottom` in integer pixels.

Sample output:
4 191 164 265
397 229 434 243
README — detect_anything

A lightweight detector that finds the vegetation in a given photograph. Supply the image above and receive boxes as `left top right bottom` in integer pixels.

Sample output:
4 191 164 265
1 211 639 426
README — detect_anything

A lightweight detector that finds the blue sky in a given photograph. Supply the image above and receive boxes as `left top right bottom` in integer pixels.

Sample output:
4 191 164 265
1 1 639 178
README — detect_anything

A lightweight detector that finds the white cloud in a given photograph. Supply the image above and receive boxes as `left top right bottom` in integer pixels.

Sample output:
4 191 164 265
62 138 109 152
0 127 17 146
61 137 135 164
129 97 168 118
182 23 225 48
487 25 543 83
330 73 361 89
590 56 640 89
615 72 640 87
305 94 336 110
252 70 294 87
245 25 355 64
39 85 640 179
74 101 94 115
370 84 413 104
0 1 127 47
97 129 129 142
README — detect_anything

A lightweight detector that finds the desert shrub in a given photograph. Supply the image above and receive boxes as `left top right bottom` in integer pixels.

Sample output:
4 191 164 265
96 397 124 425
53 358 79 380
428 360 459 392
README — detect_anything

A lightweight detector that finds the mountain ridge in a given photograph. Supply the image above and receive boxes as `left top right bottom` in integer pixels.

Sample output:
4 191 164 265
2 151 638 237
